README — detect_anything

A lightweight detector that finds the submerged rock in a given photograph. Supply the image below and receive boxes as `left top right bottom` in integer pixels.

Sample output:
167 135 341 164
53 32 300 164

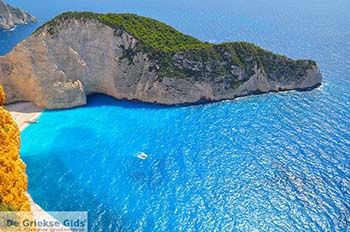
0 0 36 30
0 12 322 109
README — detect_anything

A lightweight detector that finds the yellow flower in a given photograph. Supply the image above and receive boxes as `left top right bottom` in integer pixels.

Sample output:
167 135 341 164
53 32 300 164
0 85 4 105
0 85 30 211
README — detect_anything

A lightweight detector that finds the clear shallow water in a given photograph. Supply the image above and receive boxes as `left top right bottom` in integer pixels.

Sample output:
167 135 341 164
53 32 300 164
1 0 349 231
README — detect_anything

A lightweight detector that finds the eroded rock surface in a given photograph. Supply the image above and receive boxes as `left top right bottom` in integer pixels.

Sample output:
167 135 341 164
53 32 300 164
0 13 322 109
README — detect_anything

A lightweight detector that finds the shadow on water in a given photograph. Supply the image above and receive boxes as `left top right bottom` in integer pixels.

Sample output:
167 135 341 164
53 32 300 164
84 93 233 110
25 152 130 231
84 94 173 110
23 126 136 231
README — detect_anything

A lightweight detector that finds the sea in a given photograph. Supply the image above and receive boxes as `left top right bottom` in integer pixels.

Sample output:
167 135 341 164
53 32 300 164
1 0 349 231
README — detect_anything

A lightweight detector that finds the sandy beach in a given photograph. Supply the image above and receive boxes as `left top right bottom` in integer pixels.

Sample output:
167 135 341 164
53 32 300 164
6 102 43 131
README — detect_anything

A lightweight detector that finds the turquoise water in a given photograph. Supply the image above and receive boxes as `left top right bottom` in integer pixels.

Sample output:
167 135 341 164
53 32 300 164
1 0 350 231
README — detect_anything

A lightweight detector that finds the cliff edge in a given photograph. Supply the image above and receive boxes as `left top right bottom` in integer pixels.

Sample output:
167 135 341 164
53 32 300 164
0 0 36 30
0 12 322 109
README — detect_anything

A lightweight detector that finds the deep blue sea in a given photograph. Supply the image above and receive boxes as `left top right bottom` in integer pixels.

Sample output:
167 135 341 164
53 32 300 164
1 0 350 231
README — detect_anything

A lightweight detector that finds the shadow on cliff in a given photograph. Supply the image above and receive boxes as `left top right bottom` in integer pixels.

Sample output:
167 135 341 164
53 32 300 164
5 101 42 113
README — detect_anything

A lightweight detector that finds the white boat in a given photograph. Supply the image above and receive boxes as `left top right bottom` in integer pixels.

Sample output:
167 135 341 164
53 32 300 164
137 152 148 160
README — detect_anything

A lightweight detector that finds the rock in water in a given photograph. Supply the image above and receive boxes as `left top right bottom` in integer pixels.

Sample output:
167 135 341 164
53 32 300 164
0 12 322 109
0 0 36 30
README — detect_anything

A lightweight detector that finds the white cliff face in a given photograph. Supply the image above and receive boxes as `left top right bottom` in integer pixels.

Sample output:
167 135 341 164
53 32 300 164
0 17 322 109
0 0 36 30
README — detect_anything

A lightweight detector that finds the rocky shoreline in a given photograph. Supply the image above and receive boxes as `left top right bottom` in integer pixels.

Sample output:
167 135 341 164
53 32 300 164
0 0 36 30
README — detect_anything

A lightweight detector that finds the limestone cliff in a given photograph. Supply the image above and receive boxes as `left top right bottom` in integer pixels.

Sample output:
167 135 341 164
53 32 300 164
0 85 30 211
0 0 36 30
0 12 322 109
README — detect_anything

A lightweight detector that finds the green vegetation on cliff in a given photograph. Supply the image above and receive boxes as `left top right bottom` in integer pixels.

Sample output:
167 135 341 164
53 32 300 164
38 11 211 53
37 12 317 80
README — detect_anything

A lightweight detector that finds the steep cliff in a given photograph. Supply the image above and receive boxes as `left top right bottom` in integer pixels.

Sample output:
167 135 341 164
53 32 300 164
0 85 30 211
0 0 36 30
0 12 322 109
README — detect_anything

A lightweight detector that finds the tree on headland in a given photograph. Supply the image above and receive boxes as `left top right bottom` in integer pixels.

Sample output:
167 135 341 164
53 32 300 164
0 85 30 211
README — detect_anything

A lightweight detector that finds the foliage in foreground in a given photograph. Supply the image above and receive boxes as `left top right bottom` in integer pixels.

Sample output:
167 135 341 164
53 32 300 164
0 85 30 211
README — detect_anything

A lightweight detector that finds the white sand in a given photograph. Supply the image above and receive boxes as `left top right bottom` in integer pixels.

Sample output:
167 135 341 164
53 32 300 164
6 102 43 131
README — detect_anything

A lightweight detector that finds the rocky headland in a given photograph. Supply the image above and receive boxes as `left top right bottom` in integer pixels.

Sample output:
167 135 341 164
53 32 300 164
0 0 36 30
0 12 322 109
